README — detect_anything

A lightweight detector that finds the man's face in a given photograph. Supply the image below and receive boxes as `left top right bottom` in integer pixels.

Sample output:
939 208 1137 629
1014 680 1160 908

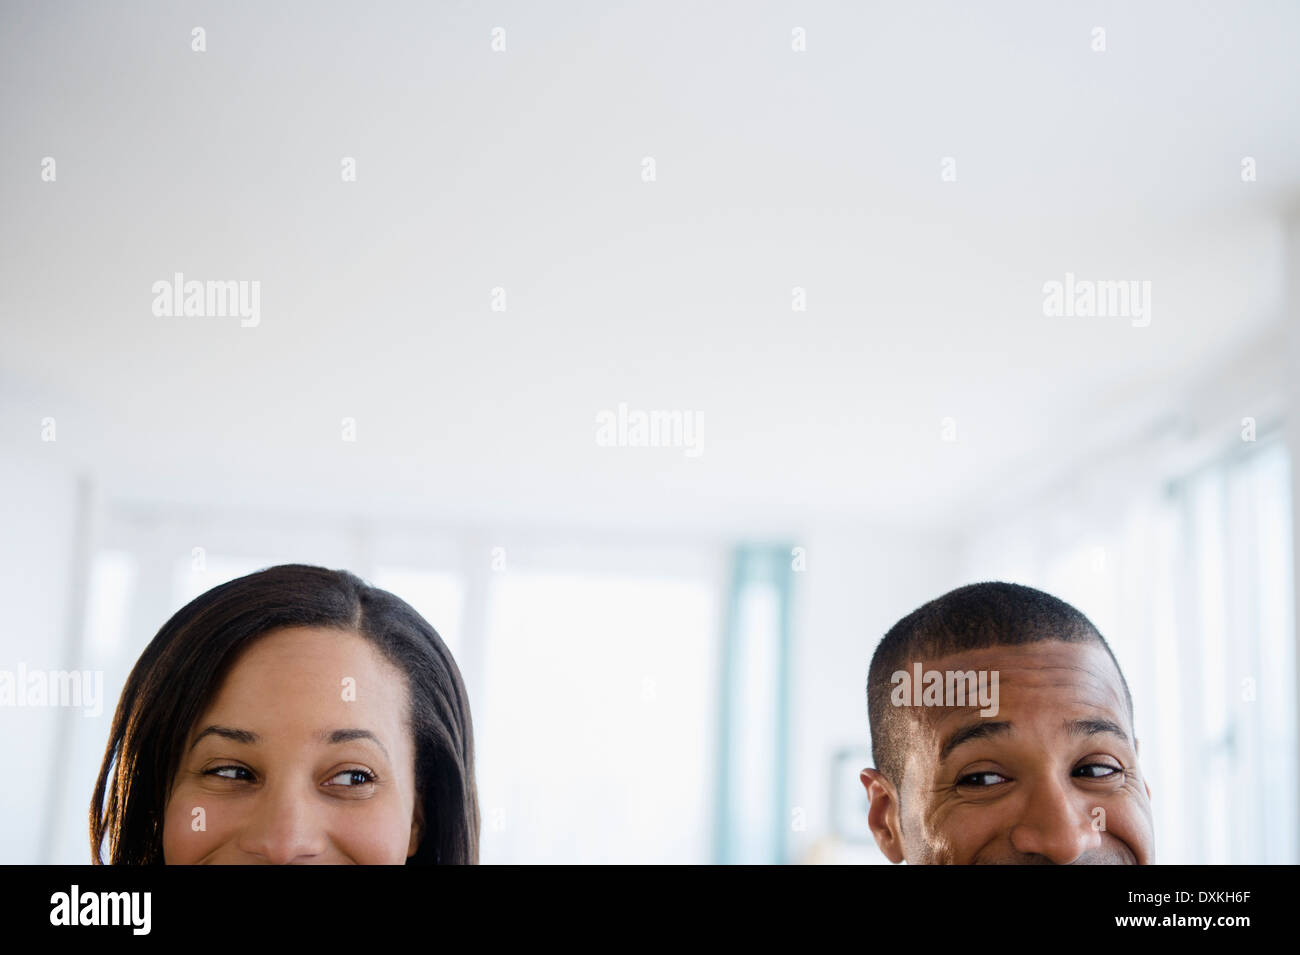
860 640 1154 864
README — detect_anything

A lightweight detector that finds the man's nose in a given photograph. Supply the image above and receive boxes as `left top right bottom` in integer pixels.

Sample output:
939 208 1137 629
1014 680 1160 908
237 781 327 864
1007 774 1102 864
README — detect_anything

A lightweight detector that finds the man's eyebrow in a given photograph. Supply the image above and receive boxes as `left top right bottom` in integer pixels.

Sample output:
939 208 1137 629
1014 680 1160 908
1067 718 1130 745
936 717 1131 763
189 725 390 760
938 721 1012 763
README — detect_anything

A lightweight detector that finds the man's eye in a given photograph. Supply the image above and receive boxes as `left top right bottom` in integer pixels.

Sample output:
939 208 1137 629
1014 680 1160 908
1074 763 1121 778
326 769 376 787
957 771 1009 787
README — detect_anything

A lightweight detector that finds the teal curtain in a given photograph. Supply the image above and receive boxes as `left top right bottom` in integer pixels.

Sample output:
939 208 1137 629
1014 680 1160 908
714 545 794 864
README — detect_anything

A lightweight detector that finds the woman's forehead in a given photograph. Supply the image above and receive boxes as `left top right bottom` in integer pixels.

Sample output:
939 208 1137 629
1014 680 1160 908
195 627 409 731
226 626 395 676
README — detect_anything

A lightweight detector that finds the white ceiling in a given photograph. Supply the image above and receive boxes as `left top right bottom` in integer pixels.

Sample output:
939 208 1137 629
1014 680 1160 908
2 1 1297 536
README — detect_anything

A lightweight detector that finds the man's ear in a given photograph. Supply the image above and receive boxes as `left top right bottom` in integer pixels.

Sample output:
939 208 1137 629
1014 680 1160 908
860 768 906 863
408 797 425 859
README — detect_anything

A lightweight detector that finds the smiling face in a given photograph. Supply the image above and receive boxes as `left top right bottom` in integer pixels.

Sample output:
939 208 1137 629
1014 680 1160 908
861 640 1154 864
162 625 423 864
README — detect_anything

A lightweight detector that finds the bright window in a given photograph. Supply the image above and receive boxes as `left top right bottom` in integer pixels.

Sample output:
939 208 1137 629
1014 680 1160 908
474 571 718 863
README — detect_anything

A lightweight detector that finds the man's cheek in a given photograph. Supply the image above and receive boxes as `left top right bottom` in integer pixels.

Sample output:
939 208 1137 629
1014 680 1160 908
1090 792 1154 864
917 808 983 864
949 815 1004 863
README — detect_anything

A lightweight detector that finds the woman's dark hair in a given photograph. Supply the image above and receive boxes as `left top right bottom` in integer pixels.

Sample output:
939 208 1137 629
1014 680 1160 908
90 563 479 864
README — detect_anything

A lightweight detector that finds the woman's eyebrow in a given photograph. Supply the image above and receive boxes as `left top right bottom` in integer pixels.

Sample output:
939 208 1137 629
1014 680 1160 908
188 725 390 760
314 728 390 760
190 725 257 750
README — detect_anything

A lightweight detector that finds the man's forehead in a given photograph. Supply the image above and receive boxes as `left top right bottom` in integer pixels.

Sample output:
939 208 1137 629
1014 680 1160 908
921 639 1119 677
910 640 1129 729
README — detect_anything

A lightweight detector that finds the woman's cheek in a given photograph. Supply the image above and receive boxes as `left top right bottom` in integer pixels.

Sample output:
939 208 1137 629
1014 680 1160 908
158 787 413 864
161 787 223 863
331 809 407 864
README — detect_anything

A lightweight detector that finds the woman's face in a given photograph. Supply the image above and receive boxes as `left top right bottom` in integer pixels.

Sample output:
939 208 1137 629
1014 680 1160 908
162 625 423 864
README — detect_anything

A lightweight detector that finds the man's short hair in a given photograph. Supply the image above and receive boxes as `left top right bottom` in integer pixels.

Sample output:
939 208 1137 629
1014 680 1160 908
866 581 1134 790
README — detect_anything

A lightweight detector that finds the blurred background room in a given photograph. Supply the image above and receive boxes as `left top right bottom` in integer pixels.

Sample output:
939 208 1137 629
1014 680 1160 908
2 1 1298 864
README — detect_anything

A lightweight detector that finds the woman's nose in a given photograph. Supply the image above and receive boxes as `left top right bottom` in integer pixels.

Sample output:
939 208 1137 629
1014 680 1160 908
236 781 329 864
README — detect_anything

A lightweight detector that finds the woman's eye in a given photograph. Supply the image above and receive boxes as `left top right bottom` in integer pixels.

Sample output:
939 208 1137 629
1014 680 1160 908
957 771 1009 787
204 765 252 781
1075 763 1121 779
326 769 376 787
